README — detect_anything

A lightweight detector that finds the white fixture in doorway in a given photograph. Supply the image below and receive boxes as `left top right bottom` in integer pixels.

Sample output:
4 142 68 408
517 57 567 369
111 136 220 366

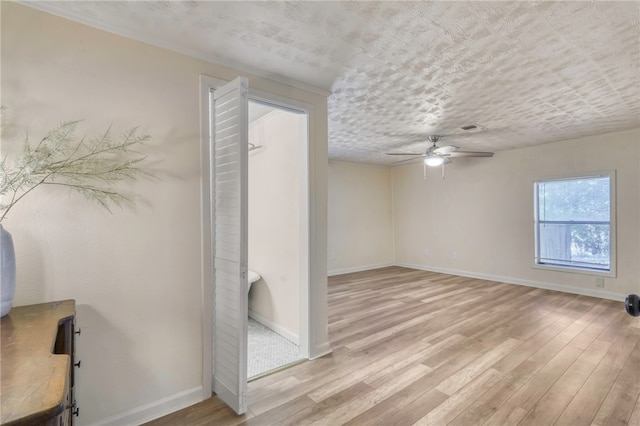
248 269 260 293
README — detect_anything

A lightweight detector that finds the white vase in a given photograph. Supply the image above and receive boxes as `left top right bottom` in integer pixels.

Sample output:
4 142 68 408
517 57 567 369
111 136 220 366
1 224 16 317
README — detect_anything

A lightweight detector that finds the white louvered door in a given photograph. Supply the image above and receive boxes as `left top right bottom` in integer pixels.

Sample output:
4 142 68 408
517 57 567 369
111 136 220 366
211 76 249 415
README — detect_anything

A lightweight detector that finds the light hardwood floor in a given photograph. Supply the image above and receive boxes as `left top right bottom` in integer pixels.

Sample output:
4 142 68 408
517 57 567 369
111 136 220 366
146 266 640 425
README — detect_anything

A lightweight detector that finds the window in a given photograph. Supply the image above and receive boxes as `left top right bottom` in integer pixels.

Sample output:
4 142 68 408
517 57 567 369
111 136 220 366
534 172 615 275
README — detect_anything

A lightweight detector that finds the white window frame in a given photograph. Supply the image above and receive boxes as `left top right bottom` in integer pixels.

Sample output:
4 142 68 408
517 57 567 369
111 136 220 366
533 170 616 278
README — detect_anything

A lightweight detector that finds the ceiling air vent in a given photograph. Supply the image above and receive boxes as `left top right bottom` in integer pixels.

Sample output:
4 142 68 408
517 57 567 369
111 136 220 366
460 124 487 133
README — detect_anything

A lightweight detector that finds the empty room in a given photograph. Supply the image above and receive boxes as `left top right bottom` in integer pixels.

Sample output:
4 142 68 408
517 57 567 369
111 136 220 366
1 2 638 426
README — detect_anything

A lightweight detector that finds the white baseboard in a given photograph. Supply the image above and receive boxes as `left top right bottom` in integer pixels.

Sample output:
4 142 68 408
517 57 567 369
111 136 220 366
249 310 299 345
396 262 625 302
310 340 332 360
84 386 202 426
328 262 395 277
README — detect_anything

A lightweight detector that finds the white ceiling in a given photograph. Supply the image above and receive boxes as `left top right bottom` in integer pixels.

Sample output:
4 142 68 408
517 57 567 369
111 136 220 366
24 1 640 165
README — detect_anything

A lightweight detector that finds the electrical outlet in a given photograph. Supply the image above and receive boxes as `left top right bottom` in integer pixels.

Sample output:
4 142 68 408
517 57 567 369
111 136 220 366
451 251 457 261
329 251 336 260
595 277 604 288
424 249 429 257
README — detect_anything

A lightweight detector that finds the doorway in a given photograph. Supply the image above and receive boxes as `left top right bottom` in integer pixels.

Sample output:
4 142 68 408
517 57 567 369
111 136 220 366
199 75 312 413
247 100 308 379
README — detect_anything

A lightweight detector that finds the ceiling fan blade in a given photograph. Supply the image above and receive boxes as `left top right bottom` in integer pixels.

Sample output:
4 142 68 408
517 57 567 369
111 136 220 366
386 152 425 156
445 151 494 158
433 145 459 155
392 156 424 164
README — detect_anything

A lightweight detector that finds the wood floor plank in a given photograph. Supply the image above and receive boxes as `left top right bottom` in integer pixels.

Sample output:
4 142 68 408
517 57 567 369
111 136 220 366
422 326 520 372
276 382 372 426
447 359 542 426
591 338 640 426
491 325 559 375
360 339 435 388
518 337 612 425
567 301 618 350
341 399 399 426
344 310 437 351
379 333 512 416
413 368 504 425
362 334 459 389
482 404 528 426
629 393 640 426
525 301 600 366
502 343 583 412
146 396 253 426
307 335 433 403
385 389 449 426
241 395 314 426
306 364 436 425
554 331 639 425
435 337 521 396
144 267 639 426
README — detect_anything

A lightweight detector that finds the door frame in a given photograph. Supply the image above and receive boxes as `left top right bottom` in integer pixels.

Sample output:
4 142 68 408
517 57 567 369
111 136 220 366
199 74 313 399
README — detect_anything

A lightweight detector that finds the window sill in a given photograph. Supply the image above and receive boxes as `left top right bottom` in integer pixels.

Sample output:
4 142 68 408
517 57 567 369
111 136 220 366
532 263 616 278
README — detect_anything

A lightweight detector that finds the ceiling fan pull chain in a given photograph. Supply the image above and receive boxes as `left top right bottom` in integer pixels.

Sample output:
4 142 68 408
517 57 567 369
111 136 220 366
442 163 445 179
424 163 427 181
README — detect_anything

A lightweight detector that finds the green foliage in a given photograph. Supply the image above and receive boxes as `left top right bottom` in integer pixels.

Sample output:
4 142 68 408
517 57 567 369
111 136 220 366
1 120 152 222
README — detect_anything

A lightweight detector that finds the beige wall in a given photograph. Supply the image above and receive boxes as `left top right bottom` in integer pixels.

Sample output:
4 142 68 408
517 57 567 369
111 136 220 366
248 109 304 339
393 128 640 299
328 161 394 275
1 2 328 424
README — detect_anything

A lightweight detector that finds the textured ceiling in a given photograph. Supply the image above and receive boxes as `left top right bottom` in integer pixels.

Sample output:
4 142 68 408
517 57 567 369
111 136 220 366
24 1 640 165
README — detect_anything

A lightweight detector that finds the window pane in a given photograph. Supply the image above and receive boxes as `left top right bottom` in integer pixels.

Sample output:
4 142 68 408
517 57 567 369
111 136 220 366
538 177 610 221
538 222 610 270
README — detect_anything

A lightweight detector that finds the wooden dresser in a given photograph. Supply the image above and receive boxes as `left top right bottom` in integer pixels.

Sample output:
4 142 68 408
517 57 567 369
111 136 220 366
1 300 78 426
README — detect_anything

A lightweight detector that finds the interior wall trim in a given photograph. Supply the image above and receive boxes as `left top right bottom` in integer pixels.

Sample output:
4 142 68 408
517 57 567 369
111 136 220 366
328 262 395 277
249 309 299 345
396 262 625 302
309 342 332 360
83 386 203 426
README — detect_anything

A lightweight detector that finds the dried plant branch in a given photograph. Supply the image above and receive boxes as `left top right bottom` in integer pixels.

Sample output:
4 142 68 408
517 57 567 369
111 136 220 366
1 120 152 222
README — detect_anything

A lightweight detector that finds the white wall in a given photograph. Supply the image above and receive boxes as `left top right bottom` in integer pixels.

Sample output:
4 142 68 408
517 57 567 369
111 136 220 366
248 109 304 340
327 161 394 275
1 2 328 424
393 128 640 299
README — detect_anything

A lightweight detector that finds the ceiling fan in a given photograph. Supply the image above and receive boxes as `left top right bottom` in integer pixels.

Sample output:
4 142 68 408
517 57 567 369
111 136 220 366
386 135 494 178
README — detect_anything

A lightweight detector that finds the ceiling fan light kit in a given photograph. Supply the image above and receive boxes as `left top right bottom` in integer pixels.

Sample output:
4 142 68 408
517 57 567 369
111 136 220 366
386 134 494 176
424 135 446 167
425 156 444 166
